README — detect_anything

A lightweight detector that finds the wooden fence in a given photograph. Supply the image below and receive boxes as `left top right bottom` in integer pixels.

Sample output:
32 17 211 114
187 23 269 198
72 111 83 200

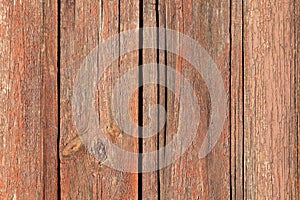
0 0 299 199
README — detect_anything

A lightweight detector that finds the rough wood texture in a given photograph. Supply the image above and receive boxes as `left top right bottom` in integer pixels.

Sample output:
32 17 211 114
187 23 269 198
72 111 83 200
1 0 299 199
296 1 300 198
141 0 161 199
243 0 298 199
140 0 232 199
230 0 244 199
60 0 139 199
0 0 58 199
159 1 231 199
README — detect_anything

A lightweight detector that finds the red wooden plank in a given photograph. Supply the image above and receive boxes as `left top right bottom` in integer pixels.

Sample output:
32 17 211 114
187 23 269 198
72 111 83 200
141 0 160 199
60 0 139 198
243 0 298 198
141 0 231 199
0 0 58 199
230 0 244 199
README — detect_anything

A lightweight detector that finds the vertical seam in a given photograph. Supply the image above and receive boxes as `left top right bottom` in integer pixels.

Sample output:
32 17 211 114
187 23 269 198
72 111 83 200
57 0 61 199
138 0 144 199
229 0 233 199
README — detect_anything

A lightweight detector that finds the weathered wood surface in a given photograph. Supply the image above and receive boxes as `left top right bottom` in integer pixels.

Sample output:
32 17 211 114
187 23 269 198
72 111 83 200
60 0 139 199
141 0 160 198
0 0 299 199
0 0 58 199
230 0 244 199
156 0 231 199
243 0 298 199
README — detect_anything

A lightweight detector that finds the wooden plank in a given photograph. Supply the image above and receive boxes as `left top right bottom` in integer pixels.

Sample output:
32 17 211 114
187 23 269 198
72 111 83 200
230 0 244 199
0 0 58 199
154 0 231 199
60 1 101 198
141 0 160 199
243 0 298 198
60 0 139 199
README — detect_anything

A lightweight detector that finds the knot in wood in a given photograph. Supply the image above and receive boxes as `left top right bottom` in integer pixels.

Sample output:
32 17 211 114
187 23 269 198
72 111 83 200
89 139 107 163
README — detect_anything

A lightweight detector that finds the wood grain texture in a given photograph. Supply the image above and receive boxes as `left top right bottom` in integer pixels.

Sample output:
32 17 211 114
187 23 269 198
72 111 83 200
167 0 230 199
230 0 244 199
60 0 139 199
0 0 58 199
141 0 161 199
243 0 298 199
296 1 300 198
140 0 231 199
0 0 299 199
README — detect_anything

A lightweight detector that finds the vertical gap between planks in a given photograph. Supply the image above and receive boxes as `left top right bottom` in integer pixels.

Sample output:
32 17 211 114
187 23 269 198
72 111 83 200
162 4 168 199
57 0 61 198
156 0 161 198
163 3 168 156
229 0 232 198
138 0 144 199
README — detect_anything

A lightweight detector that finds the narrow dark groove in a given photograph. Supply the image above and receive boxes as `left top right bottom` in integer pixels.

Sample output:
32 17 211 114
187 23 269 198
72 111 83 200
138 0 144 199
163 6 168 153
229 0 233 199
57 0 61 199
159 4 168 199
162 6 168 200
155 0 161 199
241 0 245 199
